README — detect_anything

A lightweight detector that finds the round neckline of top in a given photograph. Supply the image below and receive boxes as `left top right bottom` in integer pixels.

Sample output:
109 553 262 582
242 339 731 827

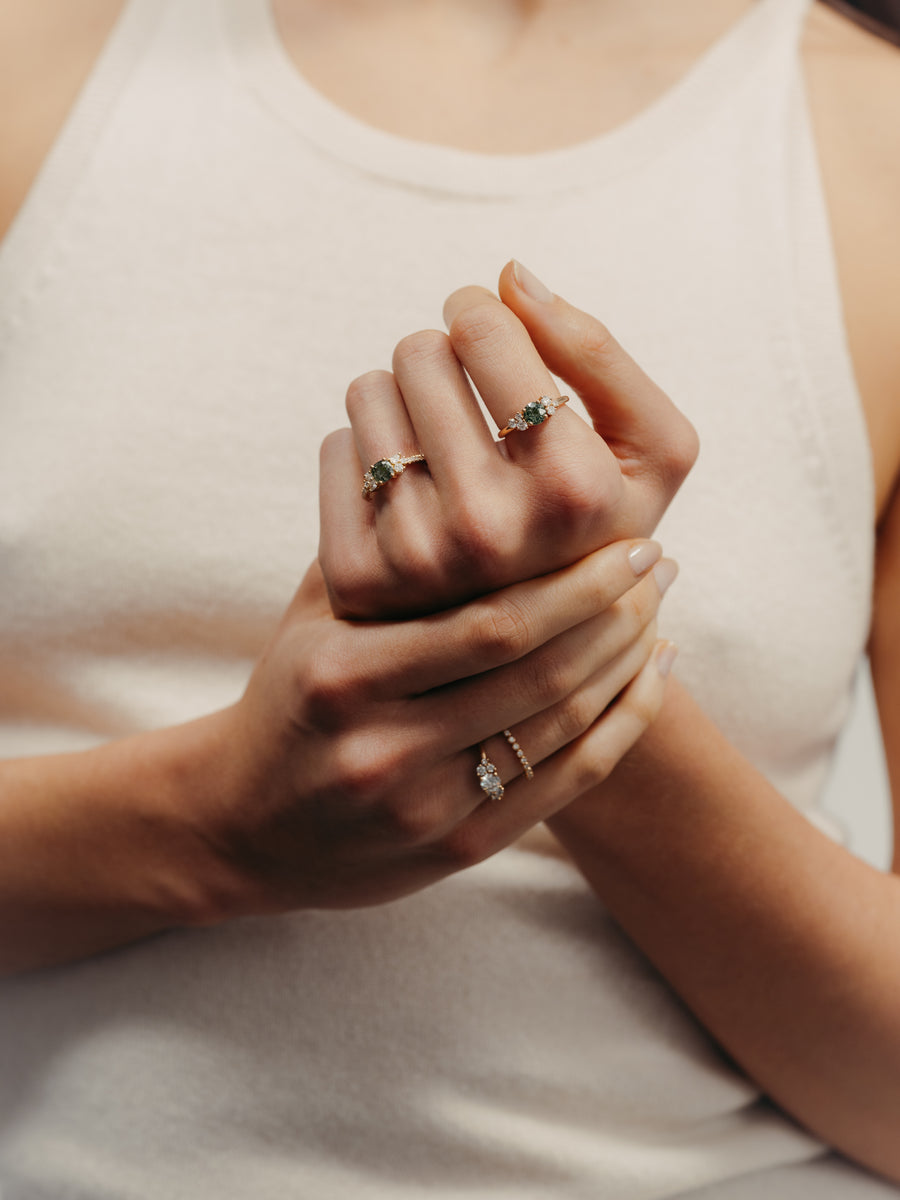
218 0 804 197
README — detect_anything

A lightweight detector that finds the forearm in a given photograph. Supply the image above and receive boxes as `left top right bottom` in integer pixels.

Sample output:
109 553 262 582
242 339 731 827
0 712 240 977
548 679 900 1181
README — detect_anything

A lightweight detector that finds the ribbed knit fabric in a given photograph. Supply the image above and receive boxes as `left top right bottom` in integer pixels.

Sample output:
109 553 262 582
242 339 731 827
0 1 891 1196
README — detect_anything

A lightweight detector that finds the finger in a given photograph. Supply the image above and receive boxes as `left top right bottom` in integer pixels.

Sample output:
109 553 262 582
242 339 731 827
390 329 496 489
498 261 699 497
345 369 431 499
359 629 663 856
481 621 658 783
442 640 677 865
365 539 668 695
422 565 670 754
441 285 594 463
318 429 385 614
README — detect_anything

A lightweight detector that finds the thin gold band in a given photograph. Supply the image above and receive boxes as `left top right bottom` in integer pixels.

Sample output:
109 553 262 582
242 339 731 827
502 729 534 779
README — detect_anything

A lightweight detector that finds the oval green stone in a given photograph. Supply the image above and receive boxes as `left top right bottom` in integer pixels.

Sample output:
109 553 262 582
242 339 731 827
523 400 548 425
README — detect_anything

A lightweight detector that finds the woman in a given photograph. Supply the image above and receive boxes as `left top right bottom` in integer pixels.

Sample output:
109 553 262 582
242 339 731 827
1 0 899 1196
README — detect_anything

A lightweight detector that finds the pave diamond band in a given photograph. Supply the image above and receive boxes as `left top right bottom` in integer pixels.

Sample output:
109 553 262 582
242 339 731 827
362 452 426 498
476 744 504 802
498 394 569 438
502 728 534 780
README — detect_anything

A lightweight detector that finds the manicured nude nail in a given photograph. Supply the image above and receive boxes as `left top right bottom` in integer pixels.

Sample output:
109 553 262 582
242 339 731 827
655 641 679 677
653 558 679 597
512 260 554 303
627 540 662 576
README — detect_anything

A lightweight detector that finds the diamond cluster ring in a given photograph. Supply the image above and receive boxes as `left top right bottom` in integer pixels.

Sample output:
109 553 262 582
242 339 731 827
476 745 504 802
498 394 569 438
362 452 427 499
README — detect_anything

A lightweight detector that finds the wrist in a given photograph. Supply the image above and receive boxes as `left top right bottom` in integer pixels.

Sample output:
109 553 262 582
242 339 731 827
0 709 254 975
124 706 258 929
548 679 718 873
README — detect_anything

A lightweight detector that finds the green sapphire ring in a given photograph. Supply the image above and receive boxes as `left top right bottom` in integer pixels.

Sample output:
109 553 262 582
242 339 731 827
362 452 427 499
476 744 504 802
498 394 570 438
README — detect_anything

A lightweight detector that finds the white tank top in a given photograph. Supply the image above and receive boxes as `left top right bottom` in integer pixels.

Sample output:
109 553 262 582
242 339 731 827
0 1 883 1197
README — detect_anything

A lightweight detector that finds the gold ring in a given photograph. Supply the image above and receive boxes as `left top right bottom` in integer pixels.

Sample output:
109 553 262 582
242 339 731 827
502 729 534 779
476 744 504 801
498 395 569 438
362 452 427 499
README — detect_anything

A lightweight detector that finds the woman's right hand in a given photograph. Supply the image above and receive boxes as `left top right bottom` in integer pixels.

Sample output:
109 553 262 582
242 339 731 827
201 539 675 918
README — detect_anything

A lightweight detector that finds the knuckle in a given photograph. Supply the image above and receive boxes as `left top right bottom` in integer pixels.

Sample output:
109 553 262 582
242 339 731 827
540 448 625 531
384 525 442 593
524 649 573 709
571 742 617 792
624 681 662 729
638 620 659 656
392 328 452 375
438 824 488 871
468 594 533 665
298 640 361 731
576 317 618 370
345 369 395 421
322 555 379 621
376 796 441 847
618 580 657 635
448 301 511 359
331 735 398 807
553 689 598 745
661 413 701 482
447 510 506 583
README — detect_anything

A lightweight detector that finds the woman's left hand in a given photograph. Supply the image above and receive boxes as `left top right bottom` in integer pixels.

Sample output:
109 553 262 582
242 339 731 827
320 261 697 620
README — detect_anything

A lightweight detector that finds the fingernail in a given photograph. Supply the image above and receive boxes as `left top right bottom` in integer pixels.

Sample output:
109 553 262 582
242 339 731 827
512 260 554 304
655 641 678 677
627 540 662 576
653 558 679 597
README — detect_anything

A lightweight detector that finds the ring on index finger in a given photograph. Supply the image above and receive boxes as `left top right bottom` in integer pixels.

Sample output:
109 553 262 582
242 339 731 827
498 395 569 438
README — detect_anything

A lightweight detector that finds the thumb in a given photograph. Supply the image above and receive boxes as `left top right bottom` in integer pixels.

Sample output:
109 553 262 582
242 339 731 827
498 260 699 490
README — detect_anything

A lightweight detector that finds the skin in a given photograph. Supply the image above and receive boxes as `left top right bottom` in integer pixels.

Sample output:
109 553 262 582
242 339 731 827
1 0 900 1182
281 0 900 1178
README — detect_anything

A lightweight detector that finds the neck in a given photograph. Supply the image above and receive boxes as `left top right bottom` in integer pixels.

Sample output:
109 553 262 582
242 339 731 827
271 0 759 154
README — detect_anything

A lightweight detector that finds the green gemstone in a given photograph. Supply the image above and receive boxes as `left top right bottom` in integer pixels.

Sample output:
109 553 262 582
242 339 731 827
370 459 395 483
523 400 548 426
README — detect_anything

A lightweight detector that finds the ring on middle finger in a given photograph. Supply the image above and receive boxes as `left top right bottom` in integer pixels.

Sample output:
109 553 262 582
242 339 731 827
498 394 569 438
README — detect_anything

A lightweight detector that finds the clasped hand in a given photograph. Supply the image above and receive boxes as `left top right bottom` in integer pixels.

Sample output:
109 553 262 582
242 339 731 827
207 264 697 917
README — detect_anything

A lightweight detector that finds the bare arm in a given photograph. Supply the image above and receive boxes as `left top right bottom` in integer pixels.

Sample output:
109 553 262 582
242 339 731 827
542 8 900 1179
0 540 674 978
0 714 240 974
548 669 900 1182
0 258 699 976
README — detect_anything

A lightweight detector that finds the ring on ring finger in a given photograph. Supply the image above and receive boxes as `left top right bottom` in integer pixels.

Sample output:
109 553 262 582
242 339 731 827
475 744 505 801
361 452 427 498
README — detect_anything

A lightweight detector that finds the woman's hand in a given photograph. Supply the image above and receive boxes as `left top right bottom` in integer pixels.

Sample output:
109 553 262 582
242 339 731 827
320 262 698 620
202 540 675 917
